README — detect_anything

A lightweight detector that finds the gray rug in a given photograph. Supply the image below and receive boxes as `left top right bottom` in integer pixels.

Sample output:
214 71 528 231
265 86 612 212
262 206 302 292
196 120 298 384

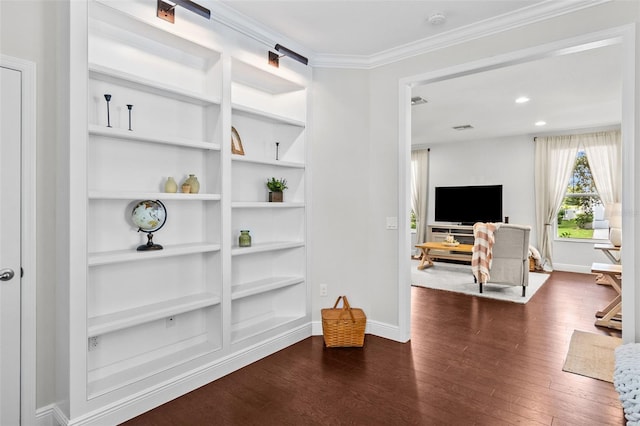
411 260 550 304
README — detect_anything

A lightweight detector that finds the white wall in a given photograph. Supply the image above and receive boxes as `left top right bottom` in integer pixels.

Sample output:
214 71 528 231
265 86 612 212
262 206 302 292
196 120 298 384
0 0 59 408
310 67 372 315
2 0 640 414
427 136 536 238
310 1 640 335
427 135 609 272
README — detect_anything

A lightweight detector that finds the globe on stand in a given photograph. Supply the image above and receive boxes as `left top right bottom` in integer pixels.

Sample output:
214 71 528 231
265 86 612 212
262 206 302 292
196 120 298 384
131 200 167 251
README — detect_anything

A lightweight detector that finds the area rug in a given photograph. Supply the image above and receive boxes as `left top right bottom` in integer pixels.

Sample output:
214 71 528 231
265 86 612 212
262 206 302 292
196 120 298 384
410 260 550 304
563 329 622 383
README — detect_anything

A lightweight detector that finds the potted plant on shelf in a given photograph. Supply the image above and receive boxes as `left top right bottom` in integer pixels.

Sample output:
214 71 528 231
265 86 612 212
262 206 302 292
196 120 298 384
266 177 287 202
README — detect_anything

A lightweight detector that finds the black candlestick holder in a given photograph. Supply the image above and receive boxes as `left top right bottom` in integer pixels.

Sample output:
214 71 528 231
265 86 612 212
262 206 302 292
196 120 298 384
104 94 112 127
127 104 133 131
275 142 280 160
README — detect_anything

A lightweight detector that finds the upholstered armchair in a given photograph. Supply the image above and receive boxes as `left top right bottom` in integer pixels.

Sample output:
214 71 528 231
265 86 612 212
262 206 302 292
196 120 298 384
473 224 531 296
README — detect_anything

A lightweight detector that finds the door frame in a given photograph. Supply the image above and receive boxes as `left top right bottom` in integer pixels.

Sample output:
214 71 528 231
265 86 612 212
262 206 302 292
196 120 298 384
397 25 637 343
1 54 37 425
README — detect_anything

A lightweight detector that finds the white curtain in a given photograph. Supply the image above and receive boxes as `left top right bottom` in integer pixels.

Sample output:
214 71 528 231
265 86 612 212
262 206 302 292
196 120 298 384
582 130 622 206
411 149 429 244
534 136 580 269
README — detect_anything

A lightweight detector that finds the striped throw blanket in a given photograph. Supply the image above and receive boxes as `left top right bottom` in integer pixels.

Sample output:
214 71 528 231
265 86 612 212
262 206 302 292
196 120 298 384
472 222 501 284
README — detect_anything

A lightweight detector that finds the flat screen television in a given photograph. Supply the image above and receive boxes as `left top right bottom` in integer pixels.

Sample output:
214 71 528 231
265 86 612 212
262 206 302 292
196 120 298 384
435 185 503 225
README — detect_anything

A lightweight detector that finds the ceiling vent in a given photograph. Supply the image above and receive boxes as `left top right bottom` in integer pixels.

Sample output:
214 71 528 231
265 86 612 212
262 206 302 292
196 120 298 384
411 96 428 106
452 124 474 131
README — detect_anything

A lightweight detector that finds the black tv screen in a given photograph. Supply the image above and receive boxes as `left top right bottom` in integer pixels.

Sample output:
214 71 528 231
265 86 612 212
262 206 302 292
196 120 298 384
435 185 503 225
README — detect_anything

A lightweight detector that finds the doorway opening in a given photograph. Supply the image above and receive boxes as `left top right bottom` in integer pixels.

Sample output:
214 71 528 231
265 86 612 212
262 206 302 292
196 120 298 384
397 26 636 342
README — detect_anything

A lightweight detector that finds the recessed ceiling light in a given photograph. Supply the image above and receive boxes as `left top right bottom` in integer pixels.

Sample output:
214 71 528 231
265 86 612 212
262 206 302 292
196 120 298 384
535 121 547 126
515 96 530 104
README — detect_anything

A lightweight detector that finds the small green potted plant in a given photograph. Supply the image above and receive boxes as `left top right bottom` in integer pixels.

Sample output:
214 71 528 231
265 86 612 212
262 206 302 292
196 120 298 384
266 177 288 202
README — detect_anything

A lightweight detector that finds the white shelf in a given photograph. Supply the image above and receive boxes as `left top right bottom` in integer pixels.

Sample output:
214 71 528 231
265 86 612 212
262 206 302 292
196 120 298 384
231 155 304 169
90 1 221 64
231 276 304 300
88 190 221 201
76 2 309 410
88 293 221 337
88 340 215 399
88 243 221 266
231 103 305 127
89 124 221 151
231 241 304 256
231 316 303 344
231 202 305 209
90 63 221 106
232 59 305 95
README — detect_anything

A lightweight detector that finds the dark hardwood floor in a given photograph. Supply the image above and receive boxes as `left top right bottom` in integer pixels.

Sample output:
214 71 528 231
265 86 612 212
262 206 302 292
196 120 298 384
123 271 624 425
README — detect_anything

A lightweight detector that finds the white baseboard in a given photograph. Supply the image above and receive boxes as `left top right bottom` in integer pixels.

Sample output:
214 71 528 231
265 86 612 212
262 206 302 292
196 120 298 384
312 319 405 343
41 324 311 426
39 319 405 425
553 263 593 274
35 404 66 426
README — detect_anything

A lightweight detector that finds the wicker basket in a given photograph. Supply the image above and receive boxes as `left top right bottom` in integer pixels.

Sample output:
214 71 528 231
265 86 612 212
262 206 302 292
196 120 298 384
321 296 366 348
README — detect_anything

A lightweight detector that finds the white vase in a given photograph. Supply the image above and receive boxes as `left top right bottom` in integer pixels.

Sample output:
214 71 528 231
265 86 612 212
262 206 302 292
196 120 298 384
164 177 177 193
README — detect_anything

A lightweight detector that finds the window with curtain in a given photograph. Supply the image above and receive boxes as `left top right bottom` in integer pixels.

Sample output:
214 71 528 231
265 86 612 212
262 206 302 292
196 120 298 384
534 129 619 269
557 148 607 240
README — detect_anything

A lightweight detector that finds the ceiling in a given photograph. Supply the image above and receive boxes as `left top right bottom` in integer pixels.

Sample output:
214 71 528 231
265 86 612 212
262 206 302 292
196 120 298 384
411 43 622 145
218 0 621 144
219 0 548 58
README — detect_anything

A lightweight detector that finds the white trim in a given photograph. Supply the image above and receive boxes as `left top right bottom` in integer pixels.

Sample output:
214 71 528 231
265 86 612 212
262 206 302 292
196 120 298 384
397 82 412 344
553 263 593 274
0 54 37 426
35 404 64 426
314 0 610 69
397 25 637 344
207 2 310 63
204 0 607 70
47 325 310 426
619 24 637 344
312 320 403 343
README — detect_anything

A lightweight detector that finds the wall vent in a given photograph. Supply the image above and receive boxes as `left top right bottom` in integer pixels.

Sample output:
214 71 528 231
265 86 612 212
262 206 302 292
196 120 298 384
411 96 428 106
452 124 474 130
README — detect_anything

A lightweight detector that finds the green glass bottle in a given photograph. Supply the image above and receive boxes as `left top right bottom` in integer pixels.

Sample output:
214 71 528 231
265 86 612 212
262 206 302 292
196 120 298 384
239 230 252 247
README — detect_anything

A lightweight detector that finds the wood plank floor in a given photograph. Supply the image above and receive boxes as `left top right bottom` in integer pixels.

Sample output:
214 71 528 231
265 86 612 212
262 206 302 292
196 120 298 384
123 271 624 425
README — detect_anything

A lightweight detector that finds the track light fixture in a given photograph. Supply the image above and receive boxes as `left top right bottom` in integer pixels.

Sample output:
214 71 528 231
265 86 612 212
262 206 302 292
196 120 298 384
268 44 309 68
157 0 210 23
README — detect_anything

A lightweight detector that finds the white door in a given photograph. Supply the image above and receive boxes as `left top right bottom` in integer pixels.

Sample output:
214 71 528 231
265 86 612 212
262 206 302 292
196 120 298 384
0 65 23 425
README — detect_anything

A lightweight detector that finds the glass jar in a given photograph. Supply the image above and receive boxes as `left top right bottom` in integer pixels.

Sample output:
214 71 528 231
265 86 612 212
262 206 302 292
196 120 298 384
239 230 252 247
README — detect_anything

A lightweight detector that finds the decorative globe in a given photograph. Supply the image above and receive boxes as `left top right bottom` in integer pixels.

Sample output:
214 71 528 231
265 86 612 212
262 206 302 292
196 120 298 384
131 200 167 251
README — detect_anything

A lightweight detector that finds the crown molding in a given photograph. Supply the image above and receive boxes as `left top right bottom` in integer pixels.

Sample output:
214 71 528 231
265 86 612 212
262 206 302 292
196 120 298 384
209 0 609 70
313 0 611 69
207 1 313 59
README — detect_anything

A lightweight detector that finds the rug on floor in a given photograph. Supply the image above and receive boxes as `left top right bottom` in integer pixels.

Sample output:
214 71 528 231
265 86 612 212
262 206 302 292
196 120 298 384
563 329 622 383
410 260 550 304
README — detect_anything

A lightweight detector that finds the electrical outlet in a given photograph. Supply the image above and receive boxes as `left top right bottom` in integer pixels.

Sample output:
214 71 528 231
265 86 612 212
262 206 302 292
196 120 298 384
88 336 99 351
166 316 176 328
386 216 398 230
320 284 328 297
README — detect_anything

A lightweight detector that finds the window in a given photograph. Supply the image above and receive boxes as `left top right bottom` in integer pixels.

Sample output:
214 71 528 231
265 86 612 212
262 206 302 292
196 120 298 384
557 149 606 240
